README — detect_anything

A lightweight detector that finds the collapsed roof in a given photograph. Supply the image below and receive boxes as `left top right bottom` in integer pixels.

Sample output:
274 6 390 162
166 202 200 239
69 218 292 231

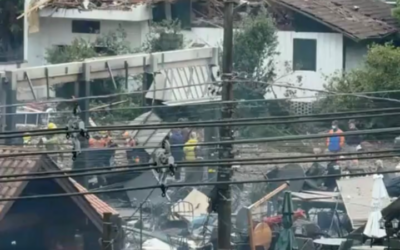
40 0 173 10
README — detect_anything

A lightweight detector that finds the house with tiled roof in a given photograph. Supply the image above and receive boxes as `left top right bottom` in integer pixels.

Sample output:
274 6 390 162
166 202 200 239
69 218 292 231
177 0 400 104
0 147 122 250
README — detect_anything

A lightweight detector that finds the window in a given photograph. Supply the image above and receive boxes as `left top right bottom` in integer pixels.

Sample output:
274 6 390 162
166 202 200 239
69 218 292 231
293 38 317 71
72 20 100 34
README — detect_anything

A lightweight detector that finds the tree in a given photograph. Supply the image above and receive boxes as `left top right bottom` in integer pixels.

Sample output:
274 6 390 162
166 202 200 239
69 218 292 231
392 0 400 22
232 13 298 137
319 43 400 129
0 0 24 61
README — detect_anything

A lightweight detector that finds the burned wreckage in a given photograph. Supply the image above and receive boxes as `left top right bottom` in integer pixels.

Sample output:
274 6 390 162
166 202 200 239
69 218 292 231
69 110 400 250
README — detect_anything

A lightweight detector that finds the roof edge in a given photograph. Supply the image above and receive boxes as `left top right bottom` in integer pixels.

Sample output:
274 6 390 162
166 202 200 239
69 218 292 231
41 156 104 231
270 0 394 42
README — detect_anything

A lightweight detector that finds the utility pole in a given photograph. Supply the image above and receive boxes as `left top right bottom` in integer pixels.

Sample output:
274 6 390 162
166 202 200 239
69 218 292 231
218 0 235 249
102 212 112 250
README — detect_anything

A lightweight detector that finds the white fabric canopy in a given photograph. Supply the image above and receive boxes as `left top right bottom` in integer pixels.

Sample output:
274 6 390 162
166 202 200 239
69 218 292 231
142 238 176 250
363 174 389 238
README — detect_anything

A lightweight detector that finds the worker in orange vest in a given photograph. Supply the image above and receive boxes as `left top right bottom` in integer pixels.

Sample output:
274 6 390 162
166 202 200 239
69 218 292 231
326 120 345 153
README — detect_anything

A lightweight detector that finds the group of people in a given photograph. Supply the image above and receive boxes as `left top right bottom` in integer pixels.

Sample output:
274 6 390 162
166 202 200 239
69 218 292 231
170 128 201 182
326 119 362 154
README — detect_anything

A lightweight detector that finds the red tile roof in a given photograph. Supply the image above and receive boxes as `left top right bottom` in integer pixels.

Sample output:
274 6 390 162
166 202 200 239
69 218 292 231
69 178 119 216
0 147 118 223
0 148 41 220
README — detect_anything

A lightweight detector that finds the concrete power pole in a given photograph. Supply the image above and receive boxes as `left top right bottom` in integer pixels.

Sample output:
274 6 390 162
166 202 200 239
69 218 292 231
102 212 113 250
218 0 235 249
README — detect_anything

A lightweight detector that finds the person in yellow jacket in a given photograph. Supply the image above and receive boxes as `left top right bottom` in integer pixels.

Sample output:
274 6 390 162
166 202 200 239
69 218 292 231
184 132 198 161
40 123 63 162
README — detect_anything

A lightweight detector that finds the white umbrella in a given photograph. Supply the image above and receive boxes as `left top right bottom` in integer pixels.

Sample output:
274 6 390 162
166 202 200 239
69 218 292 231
363 174 389 239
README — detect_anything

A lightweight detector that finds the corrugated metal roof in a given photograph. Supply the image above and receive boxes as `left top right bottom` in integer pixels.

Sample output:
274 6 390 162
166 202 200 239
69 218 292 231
129 111 170 156
145 65 221 103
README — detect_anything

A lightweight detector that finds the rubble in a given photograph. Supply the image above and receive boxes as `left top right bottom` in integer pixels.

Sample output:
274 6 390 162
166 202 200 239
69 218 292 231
35 0 174 11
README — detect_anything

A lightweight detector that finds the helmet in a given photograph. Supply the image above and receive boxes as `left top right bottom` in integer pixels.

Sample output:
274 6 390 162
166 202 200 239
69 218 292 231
123 131 131 139
48 123 57 129
23 135 31 144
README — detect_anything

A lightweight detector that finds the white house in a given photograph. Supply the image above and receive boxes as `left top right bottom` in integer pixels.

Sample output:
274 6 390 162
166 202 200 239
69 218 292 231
9 0 155 99
26 1 152 67
177 0 399 105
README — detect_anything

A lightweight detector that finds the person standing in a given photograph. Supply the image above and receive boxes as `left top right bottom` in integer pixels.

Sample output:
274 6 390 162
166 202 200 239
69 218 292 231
40 122 62 162
183 132 199 183
326 120 345 153
346 119 362 166
346 119 362 150
170 128 184 181
184 132 198 161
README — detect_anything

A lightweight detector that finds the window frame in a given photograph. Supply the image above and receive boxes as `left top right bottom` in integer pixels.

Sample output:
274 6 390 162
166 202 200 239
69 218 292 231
292 38 317 72
71 20 101 34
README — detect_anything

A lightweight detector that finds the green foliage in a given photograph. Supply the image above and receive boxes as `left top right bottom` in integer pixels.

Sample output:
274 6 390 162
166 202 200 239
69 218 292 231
233 14 278 99
45 38 98 64
0 0 24 60
143 19 184 52
231 14 296 137
392 0 400 21
45 26 133 64
319 43 400 129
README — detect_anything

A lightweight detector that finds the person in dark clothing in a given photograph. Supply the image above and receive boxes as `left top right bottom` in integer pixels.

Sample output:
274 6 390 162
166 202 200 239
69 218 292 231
346 119 362 148
325 160 341 191
170 128 185 181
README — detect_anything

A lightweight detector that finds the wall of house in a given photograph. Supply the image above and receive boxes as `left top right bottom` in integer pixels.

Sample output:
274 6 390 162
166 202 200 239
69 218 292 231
182 27 343 102
344 38 368 71
27 18 149 67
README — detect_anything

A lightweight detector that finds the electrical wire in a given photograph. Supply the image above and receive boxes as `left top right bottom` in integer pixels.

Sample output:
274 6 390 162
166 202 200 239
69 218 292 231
0 81 221 109
0 152 398 184
1 126 400 156
0 148 397 179
4 78 400 109
240 79 400 105
1 168 400 202
4 90 400 117
4 109 400 137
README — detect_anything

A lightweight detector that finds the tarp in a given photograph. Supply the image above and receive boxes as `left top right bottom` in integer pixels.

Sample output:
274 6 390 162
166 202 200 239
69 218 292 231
363 174 389 238
142 238 176 250
275 191 298 250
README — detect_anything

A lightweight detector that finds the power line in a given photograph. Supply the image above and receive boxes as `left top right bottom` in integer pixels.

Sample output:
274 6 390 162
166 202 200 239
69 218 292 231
3 92 399 118
1 126 400 156
4 78 400 110
0 81 220 109
0 152 398 184
1 168 399 202
4 109 400 139
1 148 398 179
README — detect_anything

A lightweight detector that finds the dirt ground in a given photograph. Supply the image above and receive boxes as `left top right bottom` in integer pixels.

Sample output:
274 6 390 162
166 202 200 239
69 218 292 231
232 142 399 181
